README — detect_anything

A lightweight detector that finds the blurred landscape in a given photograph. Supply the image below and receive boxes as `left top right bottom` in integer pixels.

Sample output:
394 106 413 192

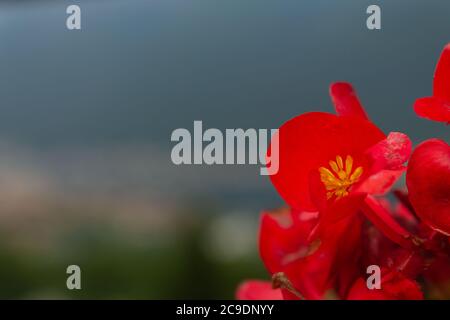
0 0 448 298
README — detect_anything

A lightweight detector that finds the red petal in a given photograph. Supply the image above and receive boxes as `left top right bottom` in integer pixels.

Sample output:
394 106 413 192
354 132 411 194
366 132 412 172
325 214 365 298
269 112 385 211
355 168 405 195
259 208 317 274
347 278 387 300
406 139 450 235
310 193 367 239
259 207 364 299
329 82 370 120
347 270 423 300
236 280 283 300
433 44 450 101
284 214 364 299
259 208 325 299
361 196 414 249
414 97 450 123
413 44 450 123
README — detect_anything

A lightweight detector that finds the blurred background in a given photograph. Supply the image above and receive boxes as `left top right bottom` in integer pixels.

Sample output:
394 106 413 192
0 0 448 298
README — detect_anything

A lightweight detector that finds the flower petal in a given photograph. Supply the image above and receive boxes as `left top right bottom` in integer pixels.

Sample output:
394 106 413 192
433 43 450 101
406 139 450 235
347 270 423 300
310 193 367 239
361 196 415 249
413 44 450 123
366 132 412 172
355 168 405 195
236 280 283 300
269 112 385 211
414 97 450 123
259 208 317 274
329 82 369 120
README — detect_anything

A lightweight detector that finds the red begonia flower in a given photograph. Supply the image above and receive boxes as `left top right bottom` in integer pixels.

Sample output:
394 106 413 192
269 111 386 211
347 269 423 300
269 83 412 214
414 44 450 123
235 280 283 300
406 139 450 235
268 83 415 250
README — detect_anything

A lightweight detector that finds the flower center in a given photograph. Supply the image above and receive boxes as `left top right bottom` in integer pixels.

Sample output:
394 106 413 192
319 155 363 199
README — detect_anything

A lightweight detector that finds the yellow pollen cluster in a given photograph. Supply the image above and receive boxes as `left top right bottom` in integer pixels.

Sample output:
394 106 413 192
319 155 363 199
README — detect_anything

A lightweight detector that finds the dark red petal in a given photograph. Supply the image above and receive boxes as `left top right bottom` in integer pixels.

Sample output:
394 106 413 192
406 139 450 235
284 214 364 299
325 214 365 298
393 189 416 216
269 112 385 211
433 44 450 101
414 97 450 123
236 280 283 300
346 278 387 300
423 255 450 284
361 196 414 249
329 82 370 120
259 207 364 299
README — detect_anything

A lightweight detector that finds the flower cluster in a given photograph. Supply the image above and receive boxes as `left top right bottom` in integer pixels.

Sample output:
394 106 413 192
237 45 450 300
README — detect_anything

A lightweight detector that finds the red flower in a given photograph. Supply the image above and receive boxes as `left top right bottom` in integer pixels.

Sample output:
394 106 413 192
406 139 450 235
269 83 410 212
414 44 450 124
269 83 415 249
269 111 383 211
236 280 283 300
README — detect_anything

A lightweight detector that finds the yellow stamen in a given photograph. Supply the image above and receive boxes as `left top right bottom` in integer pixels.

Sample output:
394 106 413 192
319 155 363 199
